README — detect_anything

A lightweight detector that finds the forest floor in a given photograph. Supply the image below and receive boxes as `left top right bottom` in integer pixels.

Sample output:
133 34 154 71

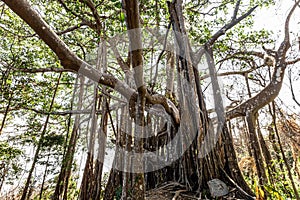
145 182 198 200
145 181 245 200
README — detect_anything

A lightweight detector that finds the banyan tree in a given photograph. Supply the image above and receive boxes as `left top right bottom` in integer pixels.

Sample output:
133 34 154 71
1 0 300 199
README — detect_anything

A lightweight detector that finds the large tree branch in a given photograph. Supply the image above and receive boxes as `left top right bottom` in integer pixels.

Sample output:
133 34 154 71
208 5 258 46
218 50 265 63
287 57 300 65
0 107 92 115
194 4 258 64
226 0 300 120
3 0 135 97
3 0 180 123
0 2 110 102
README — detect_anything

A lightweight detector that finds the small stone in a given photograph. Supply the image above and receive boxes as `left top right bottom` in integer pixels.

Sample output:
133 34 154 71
208 178 229 197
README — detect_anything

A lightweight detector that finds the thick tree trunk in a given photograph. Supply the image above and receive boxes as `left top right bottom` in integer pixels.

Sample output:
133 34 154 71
165 1 255 198
124 0 146 199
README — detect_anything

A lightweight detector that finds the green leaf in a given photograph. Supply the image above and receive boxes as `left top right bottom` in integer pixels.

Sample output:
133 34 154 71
120 12 125 22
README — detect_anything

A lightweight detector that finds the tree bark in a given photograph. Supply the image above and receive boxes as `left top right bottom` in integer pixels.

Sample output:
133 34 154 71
124 0 146 199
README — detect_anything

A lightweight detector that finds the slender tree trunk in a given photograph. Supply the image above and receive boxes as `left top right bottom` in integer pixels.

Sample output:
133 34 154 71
79 84 99 199
21 73 62 200
272 103 300 200
104 168 122 200
39 151 50 199
166 52 175 98
53 75 84 200
256 119 275 184
80 152 94 199
246 75 276 187
246 112 268 198
121 109 133 200
0 94 12 135
91 41 109 200
0 164 7 193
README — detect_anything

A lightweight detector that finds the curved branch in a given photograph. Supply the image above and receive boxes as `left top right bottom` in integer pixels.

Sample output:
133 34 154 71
226 0 300 120
219 50 265 63
287 57 300 65
288 69 300 107
200 67 260 80
277 0 299 60
57 21 90 35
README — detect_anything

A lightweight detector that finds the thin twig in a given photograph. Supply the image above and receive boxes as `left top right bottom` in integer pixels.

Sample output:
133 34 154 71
221 168 255 200
288 69 300 107
151 22 171 93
